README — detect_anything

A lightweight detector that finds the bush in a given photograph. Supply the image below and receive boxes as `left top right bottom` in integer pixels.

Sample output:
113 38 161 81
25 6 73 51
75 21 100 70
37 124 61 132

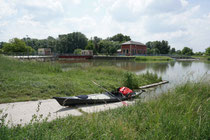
73 49 82 55
0 49 3 54
123 72 139 89
2 38 35 54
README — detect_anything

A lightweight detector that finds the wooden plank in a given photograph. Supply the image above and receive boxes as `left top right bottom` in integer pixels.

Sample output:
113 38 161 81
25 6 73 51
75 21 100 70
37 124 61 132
139 80 169 89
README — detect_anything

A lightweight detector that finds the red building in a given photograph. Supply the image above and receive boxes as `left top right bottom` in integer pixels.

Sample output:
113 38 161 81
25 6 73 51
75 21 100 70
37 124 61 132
121 41 147 56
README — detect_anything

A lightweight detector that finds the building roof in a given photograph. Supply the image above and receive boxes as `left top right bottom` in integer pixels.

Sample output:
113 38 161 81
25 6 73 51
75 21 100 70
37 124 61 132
121 40 145 46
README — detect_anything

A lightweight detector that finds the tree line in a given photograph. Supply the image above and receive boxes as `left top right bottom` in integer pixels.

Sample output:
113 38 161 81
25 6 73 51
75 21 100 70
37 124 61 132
0 32 209 56
0 33 131 55
146 41 195 56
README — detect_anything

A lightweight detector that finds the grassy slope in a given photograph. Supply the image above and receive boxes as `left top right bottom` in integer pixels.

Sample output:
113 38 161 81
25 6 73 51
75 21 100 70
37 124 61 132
1 82 209 139
0 55 161 103
135 56 173 61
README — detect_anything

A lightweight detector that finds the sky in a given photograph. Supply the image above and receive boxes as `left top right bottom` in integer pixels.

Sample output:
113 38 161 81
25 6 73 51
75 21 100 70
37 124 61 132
0 0 210 52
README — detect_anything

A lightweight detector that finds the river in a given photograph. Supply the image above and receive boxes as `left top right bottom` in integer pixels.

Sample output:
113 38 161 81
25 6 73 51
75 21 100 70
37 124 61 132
60 60 210 98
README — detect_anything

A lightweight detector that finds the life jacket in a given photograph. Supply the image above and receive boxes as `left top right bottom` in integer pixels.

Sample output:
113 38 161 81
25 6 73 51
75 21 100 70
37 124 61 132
118 87 134 97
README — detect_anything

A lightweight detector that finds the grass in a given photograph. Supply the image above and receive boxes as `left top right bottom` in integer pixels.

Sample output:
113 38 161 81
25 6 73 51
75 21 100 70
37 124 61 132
192 55 210 61
0 55 161 103
0 82 209 139
135 56 173 61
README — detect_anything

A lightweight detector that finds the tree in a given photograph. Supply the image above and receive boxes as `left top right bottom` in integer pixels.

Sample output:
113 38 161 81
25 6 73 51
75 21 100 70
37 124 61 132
176 50 182 55
194 52 203 56
0 42 4 49
146 40 170 54
0 42 4 53
92 36 102 54
97 40 120 55
110 33 131 42
56 32 88 53
159 40 170 54
2 38 35 54
170 48 176 54
182 47 193 55
85 41 97 54
205 47 210 56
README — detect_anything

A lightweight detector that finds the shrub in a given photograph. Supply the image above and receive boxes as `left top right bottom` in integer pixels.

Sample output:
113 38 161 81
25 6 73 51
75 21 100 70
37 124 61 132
123 72 139 89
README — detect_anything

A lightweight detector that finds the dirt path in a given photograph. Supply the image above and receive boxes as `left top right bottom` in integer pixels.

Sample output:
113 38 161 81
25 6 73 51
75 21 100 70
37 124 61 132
0 99 136 126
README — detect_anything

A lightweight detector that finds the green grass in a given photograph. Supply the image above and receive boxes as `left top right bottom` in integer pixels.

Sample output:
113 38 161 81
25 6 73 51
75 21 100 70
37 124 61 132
1 82 209 139
192 55 210 61
135 56 173 61
0 55 161 103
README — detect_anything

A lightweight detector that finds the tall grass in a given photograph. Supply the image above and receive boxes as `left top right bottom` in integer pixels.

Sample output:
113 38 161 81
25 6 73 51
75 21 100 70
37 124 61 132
0 55 161 103
135 56 173 61
0 82 209 139
123 71 162 89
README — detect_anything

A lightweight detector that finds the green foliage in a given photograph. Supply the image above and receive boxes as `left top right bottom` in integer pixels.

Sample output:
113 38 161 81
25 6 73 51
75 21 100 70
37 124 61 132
22 36 57 52
123 72 139 89
0 42 4 49
194 51 203 56
57 32 88 53
146 40 170 54
13 33 131 55
205 47 210 56
109 33 131 42
176 50 182 55
170 47 176 54
85 41 97 54
1 82 209 139
2 38 35 54
182 47 194 55
73 49 82 55
98 40 120 55
0 49 3 54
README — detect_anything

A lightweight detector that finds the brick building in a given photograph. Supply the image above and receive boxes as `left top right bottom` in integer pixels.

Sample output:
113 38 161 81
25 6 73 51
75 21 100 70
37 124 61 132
121 41 147 56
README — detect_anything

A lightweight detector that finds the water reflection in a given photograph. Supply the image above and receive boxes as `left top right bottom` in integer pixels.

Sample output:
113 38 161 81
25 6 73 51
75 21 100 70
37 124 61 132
177 61 192 68
145 62 170 73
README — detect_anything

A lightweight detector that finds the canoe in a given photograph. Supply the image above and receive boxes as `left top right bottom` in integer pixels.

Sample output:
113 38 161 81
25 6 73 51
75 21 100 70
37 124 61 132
53 90 143 106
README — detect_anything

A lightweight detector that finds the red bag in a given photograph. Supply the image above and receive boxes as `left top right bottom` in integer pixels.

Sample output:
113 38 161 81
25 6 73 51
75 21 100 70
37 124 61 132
118 87 134 96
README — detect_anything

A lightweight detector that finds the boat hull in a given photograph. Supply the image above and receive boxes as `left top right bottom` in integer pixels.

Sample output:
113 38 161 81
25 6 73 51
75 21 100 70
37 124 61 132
53 91 142 106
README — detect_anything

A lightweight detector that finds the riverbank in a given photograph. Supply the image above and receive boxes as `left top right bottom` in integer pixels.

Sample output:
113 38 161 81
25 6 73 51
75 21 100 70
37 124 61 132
192 55 210 61
135 56 173 61
1 82 209 139
0 55 161 103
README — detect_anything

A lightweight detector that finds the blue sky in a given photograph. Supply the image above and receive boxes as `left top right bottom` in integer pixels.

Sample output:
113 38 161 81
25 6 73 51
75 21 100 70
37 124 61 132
0 0 210 52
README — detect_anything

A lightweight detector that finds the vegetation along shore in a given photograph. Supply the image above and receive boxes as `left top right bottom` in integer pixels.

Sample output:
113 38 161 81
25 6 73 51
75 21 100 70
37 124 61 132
0 55 161 103
135 56 173 61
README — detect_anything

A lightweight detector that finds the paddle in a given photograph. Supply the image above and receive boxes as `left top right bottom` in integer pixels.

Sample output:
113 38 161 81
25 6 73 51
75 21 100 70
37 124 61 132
92 81 128 106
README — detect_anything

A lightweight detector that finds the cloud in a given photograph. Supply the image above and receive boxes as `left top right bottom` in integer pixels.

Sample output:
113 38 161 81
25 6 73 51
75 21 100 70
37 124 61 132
13 0 64 12
0 0 210 52
0 0 17 19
